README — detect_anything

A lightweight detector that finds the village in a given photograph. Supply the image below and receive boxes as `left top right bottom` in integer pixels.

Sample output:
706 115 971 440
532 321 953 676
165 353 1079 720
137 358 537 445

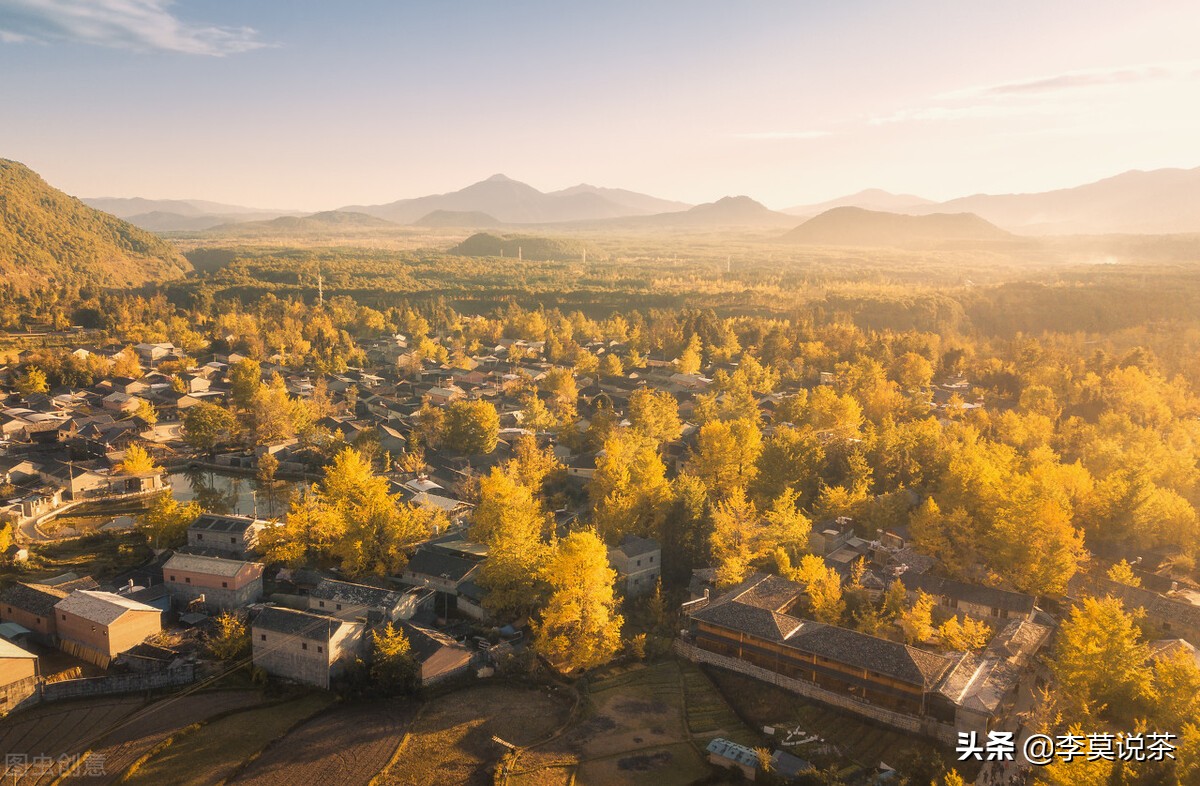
1 323 1199 786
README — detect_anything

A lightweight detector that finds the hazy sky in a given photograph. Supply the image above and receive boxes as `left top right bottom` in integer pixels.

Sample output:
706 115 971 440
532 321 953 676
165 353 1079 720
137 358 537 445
2 0 1199 211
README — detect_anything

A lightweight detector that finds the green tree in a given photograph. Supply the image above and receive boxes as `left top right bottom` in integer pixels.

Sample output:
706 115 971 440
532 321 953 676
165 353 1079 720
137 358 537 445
535 530 624 673
182 401 236 454
444 399 500 455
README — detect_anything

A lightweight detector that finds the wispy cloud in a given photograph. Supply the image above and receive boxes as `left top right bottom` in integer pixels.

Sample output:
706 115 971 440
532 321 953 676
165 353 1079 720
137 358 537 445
938 61 1200 100
731 130 831 141
0 0 270 55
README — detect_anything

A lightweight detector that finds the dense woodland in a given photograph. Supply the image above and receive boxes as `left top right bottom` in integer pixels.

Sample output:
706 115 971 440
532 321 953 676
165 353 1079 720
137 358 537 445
5 237 1200 784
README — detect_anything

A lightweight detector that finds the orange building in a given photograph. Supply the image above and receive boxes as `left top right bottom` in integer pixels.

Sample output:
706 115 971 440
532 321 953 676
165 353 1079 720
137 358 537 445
53 591 162 668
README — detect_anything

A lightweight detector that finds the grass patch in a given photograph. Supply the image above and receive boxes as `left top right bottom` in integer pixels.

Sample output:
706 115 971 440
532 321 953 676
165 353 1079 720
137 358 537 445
120 692 333 786
1 531 151 584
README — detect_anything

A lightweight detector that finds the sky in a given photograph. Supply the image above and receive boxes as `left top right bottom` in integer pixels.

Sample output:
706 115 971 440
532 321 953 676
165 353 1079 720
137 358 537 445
1 0 1199 211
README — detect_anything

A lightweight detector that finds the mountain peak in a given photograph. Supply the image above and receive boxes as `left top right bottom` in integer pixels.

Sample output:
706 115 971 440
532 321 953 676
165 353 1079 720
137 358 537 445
483 173 514 183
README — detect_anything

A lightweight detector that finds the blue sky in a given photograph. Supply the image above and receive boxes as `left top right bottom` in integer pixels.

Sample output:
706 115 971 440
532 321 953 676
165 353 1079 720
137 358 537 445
1 0 1198 210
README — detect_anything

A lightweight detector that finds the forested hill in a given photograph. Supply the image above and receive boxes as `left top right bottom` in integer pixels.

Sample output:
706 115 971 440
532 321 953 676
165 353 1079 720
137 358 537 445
450 232 584 261
0 159 190 290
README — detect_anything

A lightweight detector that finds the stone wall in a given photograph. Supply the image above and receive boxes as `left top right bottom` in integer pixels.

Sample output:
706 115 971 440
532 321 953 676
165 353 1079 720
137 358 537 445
674 640 957 744
39 663 195 702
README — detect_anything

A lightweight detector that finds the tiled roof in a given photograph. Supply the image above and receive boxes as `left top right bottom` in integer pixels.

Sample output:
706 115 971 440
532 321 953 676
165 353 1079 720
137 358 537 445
253 606 350 642
1 582 69 616
310 578 403 608
405 549 479 584
164 552 259 578
692 600 803 642
906 574 1036 614
55 591 160 625
188 513 266 535
786 624 954 687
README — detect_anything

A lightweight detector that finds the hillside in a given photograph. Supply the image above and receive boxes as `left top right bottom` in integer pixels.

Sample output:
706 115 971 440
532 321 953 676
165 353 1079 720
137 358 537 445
206 211 397 236
783 206 1012 246
449 232 584 261
918 166 1200 234
0 159 190 290
343 174 685 224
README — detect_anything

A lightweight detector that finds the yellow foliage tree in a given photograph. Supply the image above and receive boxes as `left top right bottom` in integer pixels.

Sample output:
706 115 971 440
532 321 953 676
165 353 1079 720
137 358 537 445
534 530 624 673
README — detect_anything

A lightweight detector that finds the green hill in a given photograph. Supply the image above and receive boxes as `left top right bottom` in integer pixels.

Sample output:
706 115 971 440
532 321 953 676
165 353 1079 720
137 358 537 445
0 159 190 290
450 232 584 261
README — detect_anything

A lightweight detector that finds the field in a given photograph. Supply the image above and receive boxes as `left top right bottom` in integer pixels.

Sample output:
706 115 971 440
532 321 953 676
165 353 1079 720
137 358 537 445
376 684 571 786
0 696 142 785
230 700 415 786
120 692 334 786
506 659 760 786
1 531 152 585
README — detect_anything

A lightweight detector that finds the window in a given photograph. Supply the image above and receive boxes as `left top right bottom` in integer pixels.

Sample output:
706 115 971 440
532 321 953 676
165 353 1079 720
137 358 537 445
319 601 325 608
221 582 228 588
650 556 655 563
62 614 66 621
317 646 323 654
261 634 266 641
197 533 204 540
336 604 342 611
169 575 175 581
636 559 641 566
230 537 236 544
301 642 308 650
185 577 191 584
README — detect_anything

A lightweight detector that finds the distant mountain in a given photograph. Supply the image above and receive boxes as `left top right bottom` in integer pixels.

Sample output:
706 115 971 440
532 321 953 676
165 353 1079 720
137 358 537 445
83 196 300 232
342 174 687 224
0 159 190 290
413 210 503 228
783 188 935 217
912 166 1200 234
207 210 397 236
547 184 690 215
586 195 795 229
783 207 1011 246
450 232 584 261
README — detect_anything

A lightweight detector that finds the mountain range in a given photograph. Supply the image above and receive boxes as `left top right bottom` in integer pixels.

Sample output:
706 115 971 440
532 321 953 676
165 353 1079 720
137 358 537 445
76 164 1200 236
782 207 1011 246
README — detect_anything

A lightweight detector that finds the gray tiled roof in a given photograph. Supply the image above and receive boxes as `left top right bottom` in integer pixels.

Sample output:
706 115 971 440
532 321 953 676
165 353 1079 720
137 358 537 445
55 591 160 625
906 574 1036 614
692 601 802 642
165 552 259 578
1 582 69 616
311 578 403 608
188 513 266 535
253 606 349 642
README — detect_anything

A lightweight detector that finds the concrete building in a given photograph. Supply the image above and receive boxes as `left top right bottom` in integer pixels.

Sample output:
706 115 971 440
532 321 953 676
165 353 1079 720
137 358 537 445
0 638 38 716
186 513 270 559
607 535 661 598
53 591 162 668
307 578 421 623
0 577 100 643
706 738 759 780
251 607 366 689
164 552 264 611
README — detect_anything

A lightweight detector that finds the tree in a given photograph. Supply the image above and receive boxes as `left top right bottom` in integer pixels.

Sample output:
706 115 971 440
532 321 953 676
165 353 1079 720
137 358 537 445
589 430 671 542
627 388 682 446
792 554 845 625
413 399 445 449
938 616 992 651
472 467 551 616
899 590 935 644
687 418 762 495
112 346 142 378
709 488 759 587
1107 559 1141 587
371 623 420 695
249 375 298 446
228 357 262 410
535 530 624 673
337 493 435 577
117 443 159 475
882 579 907 621
134 399 158 426
140 491 200 548
257 486 345 566
676 333 702 375
15 366 48 395
444 399 500 455
506 434 562 494
1048 596 1152 720
208 612 249 660
182 401 236 454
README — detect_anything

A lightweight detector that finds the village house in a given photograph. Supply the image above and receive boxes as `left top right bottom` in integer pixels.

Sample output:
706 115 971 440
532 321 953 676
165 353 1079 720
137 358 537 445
706 738 759 780
0 576 99 642
251 606 366 689
163 552 265 611
904 574 1037 622
607 535 661 598
404 622 474 685
307 577 424 623
54 590 163 667
186 512 271 559
0 638 39 716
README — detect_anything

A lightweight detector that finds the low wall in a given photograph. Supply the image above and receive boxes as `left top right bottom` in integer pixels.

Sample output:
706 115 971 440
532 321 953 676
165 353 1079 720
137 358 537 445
39 663 196 702
674 640 957 744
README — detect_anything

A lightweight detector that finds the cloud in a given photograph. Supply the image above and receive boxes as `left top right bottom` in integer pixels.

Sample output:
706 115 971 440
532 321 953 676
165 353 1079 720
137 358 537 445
731 131 831 141
937 61 1200 100
0 0 270 55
